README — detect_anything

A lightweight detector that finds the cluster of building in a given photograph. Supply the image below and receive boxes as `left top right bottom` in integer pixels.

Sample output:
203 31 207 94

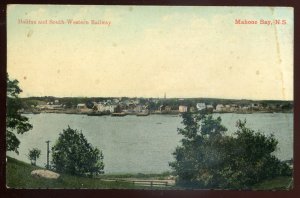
156 103 210 114
212 103 287 113
36 100 65 110
155 102 290 114
201 102 291 113
77 98 149 114
30 98 292 115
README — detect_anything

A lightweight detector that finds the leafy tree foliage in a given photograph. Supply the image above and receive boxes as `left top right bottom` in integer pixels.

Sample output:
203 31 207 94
51 126 104 176
28 148 41 166
169 111 292 189
6 75 33 154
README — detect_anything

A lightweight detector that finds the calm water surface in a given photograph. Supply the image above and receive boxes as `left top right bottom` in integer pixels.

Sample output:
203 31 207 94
7 113 293 174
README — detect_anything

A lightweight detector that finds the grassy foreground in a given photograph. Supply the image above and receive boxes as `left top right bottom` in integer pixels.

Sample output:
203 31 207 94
252 176 293 190
6 157 292 190
6 157 137 189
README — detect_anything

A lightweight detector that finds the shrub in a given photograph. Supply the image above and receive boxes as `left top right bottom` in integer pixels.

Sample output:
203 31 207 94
28 148 41 166
169 111 292 189
51 126 104 176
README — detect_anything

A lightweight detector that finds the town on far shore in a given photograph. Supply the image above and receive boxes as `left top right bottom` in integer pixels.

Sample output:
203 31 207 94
19 94 293 116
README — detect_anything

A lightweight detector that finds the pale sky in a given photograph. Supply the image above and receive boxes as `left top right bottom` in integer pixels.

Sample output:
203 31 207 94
7 5 293 100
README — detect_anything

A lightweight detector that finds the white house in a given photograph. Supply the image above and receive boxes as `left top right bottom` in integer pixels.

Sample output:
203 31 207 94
77 103 86 109
96 103 116 113
230 104 239 112
179 105 188 113
206 105 214 110
196 103 206 111
96 103 107 112
48 104 63 110
216 104 225 112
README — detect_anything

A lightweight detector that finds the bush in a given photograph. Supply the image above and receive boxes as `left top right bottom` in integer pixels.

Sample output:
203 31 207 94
28 148 41 166
169 111 292 189
51 126 104 176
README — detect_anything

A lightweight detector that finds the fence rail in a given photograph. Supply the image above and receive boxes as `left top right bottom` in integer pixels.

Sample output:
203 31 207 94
100 179 175 187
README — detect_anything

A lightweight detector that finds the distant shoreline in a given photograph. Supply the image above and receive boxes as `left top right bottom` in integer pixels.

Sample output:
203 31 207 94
22 109 293 116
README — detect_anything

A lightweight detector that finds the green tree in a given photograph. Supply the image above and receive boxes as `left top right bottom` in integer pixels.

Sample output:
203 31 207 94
6 75 33 154
28 148 41 166
51 126 104 177
169 111 292 189
222 120 292 188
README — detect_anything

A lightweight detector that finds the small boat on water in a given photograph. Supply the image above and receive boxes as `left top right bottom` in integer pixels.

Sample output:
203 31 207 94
111 112 127 117
136 110 150 116
87 112 110 116
136 113 149 116
23 111 41 114
236 111 253 114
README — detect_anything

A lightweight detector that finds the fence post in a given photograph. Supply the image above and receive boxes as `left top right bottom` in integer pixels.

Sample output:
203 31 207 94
45 140 50 169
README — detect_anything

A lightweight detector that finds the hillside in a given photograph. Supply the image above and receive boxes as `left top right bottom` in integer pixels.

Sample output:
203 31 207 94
6 157 136 189
6 157 292 190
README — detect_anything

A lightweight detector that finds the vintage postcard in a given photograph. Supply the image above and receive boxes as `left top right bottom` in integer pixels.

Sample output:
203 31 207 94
6 5 293 190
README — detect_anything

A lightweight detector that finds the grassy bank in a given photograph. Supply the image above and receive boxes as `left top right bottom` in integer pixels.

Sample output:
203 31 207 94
6 157 137 189
252 176 293 190
6 157 292 190
98 171 173 180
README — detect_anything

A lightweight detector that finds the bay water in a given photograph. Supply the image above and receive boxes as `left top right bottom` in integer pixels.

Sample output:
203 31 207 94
7 113 293 174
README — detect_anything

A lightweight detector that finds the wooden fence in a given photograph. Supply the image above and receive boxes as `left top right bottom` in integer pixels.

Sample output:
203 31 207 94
100 179 175 187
